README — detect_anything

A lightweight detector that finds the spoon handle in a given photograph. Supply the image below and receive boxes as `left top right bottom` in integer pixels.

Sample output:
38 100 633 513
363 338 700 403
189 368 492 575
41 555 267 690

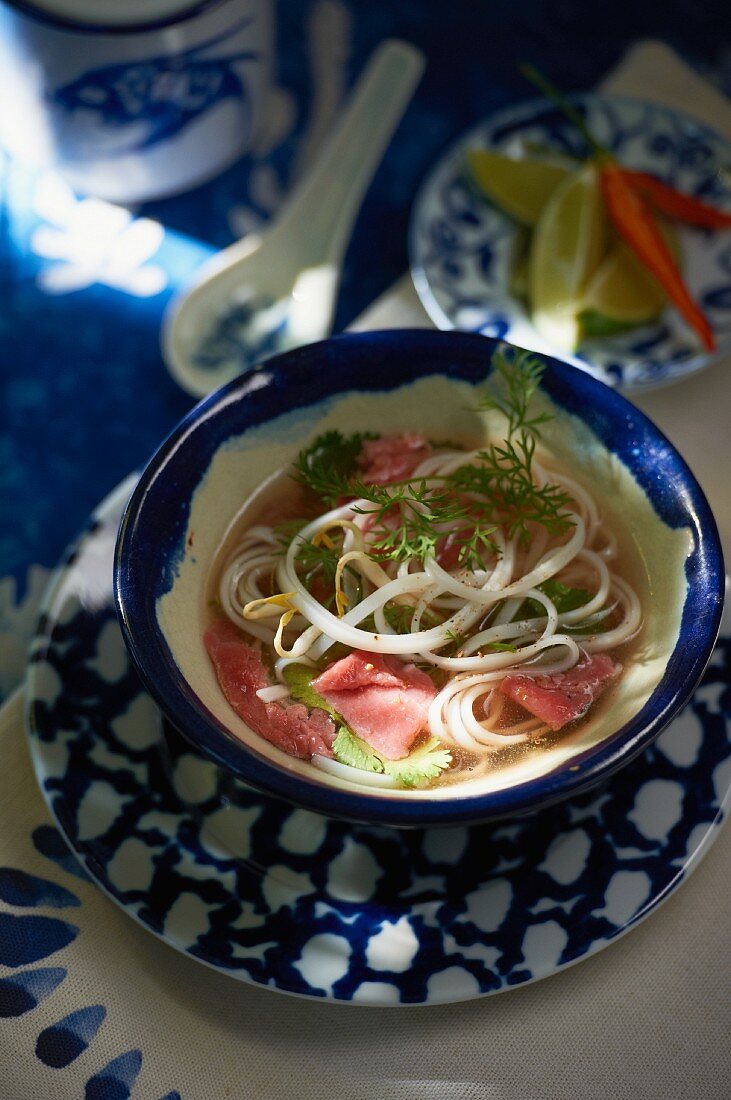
275 39 425 264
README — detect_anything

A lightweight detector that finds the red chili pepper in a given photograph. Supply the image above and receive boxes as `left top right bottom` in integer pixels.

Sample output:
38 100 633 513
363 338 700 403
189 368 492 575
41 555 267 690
600 162 715 351
622 170 731 229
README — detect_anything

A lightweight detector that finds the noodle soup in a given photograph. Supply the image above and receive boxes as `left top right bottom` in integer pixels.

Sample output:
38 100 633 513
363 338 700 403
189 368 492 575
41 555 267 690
128 329 719 826
202 349 650 793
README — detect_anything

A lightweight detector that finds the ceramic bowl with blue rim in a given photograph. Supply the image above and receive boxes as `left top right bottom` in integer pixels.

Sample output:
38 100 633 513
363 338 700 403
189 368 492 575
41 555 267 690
409 95 731 390
114 330 724 828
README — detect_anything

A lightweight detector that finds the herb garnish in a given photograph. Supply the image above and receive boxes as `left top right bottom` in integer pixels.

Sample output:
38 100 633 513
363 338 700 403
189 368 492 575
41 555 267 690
515 580 612 634
292 430 376 507
348 477 494 568
448 431 572 545
332 727 453 787
448 347 573 545
293 535 342 585
287 347 574 570
521 579 591 617
383 602 417 634
276 520 356 608
477 343 552 437
282 663 343 720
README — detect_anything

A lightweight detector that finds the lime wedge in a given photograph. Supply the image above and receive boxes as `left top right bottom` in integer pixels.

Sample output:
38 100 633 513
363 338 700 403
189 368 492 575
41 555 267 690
579 222 680 328
467 149 569 226
529 163 609 352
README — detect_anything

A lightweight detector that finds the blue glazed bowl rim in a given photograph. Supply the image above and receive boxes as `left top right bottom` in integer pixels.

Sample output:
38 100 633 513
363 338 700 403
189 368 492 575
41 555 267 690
114 330 725 827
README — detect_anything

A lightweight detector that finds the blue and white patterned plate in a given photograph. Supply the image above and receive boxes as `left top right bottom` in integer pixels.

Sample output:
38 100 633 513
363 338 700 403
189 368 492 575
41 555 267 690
409 95 731 390
26 479 731 1005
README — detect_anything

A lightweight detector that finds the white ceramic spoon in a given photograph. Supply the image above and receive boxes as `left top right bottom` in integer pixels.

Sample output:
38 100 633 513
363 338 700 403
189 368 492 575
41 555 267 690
163 39 425 398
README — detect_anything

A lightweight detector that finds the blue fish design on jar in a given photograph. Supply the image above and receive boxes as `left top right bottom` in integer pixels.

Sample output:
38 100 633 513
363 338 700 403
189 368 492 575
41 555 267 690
48 18 259 157
0 2 272 202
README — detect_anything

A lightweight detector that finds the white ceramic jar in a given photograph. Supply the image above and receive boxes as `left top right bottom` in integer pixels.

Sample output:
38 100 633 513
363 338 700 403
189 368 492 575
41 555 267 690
0 0 273 201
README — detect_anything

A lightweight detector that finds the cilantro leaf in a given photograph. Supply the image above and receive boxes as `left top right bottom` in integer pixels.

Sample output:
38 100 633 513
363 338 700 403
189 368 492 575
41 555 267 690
514 580 614 634
523 579 591 617
282 664 343 723
384 738 453 788
332 726 385 774
334 727 452 787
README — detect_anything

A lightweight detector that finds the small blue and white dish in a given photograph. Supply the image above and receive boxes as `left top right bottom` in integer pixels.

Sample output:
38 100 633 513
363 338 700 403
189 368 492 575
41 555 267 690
409 95 731 390
113 330 724 828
